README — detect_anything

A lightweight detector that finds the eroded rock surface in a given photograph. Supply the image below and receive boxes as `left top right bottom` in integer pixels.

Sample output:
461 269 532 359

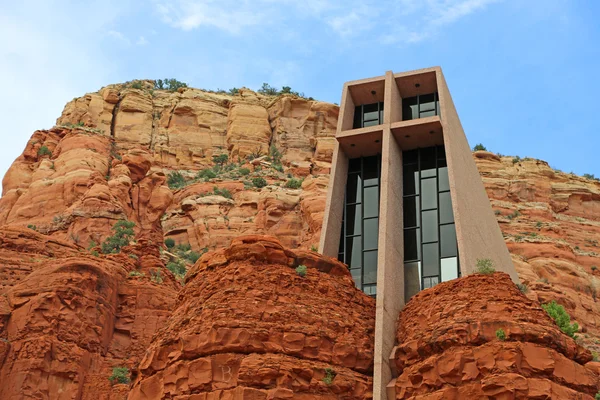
392 272 598 399
129 235 375 399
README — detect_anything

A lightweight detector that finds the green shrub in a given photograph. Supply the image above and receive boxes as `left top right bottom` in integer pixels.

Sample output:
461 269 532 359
512 156 521 164
88 240 97 250
128 254 138 260
175 243 192 252
310 244 318 252
187 251 201 264
593 351 599 362
150 268 163 284
27 224 37 231
212 154 228 165
473 143 487 151
101 220 135 254
213 186 233 199
322 367 336 385
593 266 598 271
164 238 175 248
239 167 250 176
285 178 303 189
516 283 529 294
252 177 267 188
296 265 307 277
476 258 495 275
541 300 579 338
167 171 187 190
228 87 240 95
166 260 187 278
91 250 100 257
38 145 52 157
197 168 217 181
154 78 188 91
596 392 600 400
495 328 506 341
128 271 144 277
258 83 278 95
130 81 143 90
108 367 130 384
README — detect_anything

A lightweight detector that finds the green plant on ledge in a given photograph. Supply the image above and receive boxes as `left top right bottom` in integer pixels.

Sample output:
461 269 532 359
296 265 307 277
475 258 495 275
542 300 578 338
101 220 135 254
495 328 506 341
322 367 336 385
108 367 130 384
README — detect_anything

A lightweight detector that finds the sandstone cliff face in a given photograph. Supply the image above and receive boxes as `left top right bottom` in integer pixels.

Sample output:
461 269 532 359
475 151 600 353
2 81 600 399
391 272 599 399
129 235 375 399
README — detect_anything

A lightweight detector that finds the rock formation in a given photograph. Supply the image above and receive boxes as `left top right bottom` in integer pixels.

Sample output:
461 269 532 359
1 81 600 398
391 272 599 399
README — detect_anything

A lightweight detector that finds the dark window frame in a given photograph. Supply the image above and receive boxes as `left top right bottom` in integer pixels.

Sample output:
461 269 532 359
402 92 440 121
353 102 384 129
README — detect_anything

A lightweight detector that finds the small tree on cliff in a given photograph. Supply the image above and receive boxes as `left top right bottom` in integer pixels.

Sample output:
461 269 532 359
101 220 135 254
472 143 487 151
542 300 579 338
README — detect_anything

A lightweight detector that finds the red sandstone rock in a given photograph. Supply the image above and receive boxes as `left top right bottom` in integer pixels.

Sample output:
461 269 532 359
392 272 598 399
129 235 375 399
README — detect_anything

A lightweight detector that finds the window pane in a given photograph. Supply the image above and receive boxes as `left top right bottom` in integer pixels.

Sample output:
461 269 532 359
437 146 446 160
403 196 420 228
404 228 420 261
353 106 362 129
438 166 449 192
364 218 379 250
363 109 379 121
440 223 457 258
349 158 361 172
421 178 437 210
363 250 378 284
403 164 419 195
404 262 421 301
402 96 417 121
363 119 379 127
346 173 362 203
422 242 439 277
363 284 377 296
422 210 438 243
419 93 435 111
346 205 361 235
363 102 378 114
439 191 454 224
338 227 345 253
403 150 418 165
363 156 379 186
441 257 458 282
420 147 436 177
420 110 436 118
364 186 379 218
350 268 362 286
346 236 362 268
423 276 439 289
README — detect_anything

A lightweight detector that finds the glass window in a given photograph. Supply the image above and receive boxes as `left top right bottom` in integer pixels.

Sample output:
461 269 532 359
364 186 379 218
423 276 439 289
421 178 437 210
403 196 420 228
438 166 449 192
349 158 361 172
439 191 454 224
441 257 458 282
363 119 379 127
420 147 436 177
363 156 379 186
440 224 457 258
346 236 362 268
422 242 439 277
363 103 379 121
403 150 418 165
437 146 446 160
403 164 419 195
350 268 362 286
353 106 362 129
402 96 418 121
363 250 378 284
404 261 421 301
364 218 379 250
419 93 436 111
420 110 436 118
346 205 361 235
404 228 420 261
363 284 377 296
346 173 362 204
422 210 438 243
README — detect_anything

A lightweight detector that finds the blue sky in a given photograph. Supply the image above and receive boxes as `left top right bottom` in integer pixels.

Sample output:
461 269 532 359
1 0 599 186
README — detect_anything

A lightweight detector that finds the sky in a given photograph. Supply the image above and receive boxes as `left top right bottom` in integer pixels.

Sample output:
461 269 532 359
1 0 599 188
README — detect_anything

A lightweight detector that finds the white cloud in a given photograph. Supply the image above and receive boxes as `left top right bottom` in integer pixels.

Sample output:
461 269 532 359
136 35 149 45
153 0 501 43
108 30 131 45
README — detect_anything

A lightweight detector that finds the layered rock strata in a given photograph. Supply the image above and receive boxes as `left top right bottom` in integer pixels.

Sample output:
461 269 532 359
391 272 599 399
129 235 375 399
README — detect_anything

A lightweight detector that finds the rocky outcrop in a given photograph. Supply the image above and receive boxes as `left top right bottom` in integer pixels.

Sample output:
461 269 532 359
474 151 600 353
390 272 598 399
0 226 178 400
129 235 375 399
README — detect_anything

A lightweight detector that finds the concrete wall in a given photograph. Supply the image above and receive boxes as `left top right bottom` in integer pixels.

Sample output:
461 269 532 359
373 126 404 400
436 70 518 281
